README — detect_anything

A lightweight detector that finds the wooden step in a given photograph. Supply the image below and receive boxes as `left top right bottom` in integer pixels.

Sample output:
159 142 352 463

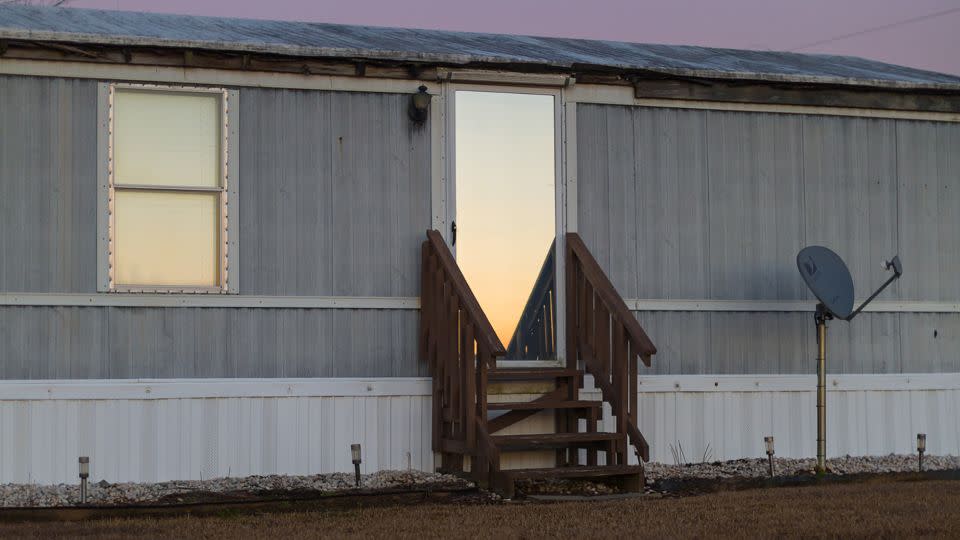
487 400 601 411
487 368 579 381
492 432 623 451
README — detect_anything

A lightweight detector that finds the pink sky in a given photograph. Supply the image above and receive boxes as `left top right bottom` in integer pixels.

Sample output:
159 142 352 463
68 0 960 76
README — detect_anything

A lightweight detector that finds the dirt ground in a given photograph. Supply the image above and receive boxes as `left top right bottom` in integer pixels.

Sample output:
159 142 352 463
2 479 959 539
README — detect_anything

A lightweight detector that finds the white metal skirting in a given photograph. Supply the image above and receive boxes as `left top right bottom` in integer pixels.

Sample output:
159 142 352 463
0 375 957 484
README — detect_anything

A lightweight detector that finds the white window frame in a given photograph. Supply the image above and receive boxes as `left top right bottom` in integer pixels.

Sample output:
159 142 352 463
97 82 239 294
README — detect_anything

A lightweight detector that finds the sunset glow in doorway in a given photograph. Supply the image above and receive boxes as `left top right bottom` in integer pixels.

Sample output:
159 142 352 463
454 91 557 353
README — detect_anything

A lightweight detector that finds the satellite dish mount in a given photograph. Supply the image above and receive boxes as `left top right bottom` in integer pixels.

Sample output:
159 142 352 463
798 247 902 475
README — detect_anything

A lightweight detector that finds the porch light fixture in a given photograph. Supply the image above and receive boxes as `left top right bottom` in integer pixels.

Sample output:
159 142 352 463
408 85 430 124
917 433 926 472
78 456 90 505
764 437 775 478
351 444 362 487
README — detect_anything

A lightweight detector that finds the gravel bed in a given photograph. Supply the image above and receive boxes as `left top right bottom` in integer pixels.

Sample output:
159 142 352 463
0 470 471 508
2 454 957 507
645 454 960 482
520 454 960 497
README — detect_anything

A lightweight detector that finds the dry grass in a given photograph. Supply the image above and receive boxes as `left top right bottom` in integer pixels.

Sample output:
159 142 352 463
2 479 959 539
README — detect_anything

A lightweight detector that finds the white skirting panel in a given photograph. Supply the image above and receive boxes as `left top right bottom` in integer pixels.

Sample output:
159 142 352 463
0 379 433 485
0 375 958 484
597 374 960 464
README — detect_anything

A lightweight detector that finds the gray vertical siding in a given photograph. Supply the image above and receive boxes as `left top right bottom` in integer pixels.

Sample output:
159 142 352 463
238 88 431 297
802 116 899 299
0 307 423 378
896 121 960 302
578 104 960 375
0 75 431 379
0 76 99 293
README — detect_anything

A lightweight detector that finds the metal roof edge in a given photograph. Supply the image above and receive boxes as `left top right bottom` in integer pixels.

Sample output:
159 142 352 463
2 16 960 93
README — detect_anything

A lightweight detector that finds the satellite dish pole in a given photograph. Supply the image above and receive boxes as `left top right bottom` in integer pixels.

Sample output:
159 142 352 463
798 247 902 475
814 302 829 476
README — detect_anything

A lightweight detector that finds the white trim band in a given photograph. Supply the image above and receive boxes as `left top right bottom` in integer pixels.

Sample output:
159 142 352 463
0 377 432 400
1 374 956 401
2 295 956 312
633 373 960 393
0 58 437 94
627 299 960 313
0 293 420 309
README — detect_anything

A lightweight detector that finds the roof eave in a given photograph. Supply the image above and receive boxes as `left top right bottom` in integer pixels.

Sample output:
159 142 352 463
3 27 960 93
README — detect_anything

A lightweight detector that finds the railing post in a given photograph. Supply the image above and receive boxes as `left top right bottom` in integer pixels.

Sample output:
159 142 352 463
476 342 491 482
463 322 476 450
628 339 639 462
565 247 577 373
596 303 610 383
447 292 461 458
613 324 628 464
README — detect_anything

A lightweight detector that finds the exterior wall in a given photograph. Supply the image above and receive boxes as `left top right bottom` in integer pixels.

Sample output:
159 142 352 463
577 104 960 374
1 375 956 484
0 75 430 379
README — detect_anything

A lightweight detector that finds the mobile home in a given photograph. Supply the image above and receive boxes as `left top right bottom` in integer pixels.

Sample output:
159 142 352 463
1 5 959 492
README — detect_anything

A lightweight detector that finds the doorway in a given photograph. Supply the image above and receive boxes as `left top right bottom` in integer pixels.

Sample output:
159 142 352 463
450 88 560 360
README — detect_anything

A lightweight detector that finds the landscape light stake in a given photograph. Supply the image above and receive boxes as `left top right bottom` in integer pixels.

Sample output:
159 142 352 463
764 437 775 478
917 434 926 472
351 444 362 487
78 456 89 505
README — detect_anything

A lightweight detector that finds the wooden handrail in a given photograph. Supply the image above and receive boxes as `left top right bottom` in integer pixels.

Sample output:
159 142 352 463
566 233 656 361
565 232 656 463
425 229 506 355
507 240 556 360
419 229 503 478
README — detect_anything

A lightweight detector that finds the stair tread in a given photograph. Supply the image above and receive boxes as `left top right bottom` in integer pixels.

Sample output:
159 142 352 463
488 400 601 410
492 432 623 450
502 465 644 479
487 368 580 380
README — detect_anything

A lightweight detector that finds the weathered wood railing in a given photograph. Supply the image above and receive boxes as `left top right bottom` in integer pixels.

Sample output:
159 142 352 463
506 241 556 360
565 233 657 463
419 229 506 476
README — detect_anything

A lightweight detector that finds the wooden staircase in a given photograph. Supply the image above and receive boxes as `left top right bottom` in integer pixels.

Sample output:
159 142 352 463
419 230 656 498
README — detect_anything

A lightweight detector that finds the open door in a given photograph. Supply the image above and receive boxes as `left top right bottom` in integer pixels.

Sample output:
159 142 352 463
450 88 560 360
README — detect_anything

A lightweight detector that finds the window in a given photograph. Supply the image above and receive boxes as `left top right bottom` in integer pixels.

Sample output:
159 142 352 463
103 84 236 292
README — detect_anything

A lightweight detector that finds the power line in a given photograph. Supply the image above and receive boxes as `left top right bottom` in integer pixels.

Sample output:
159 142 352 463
789 6 960 51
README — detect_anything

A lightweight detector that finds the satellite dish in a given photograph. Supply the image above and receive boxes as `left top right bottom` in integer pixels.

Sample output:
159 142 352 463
795 244 903 475
796 246 854 320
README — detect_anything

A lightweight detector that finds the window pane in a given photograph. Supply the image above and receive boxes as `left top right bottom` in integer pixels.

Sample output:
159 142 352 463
114 90 221 187
114 191 220 287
